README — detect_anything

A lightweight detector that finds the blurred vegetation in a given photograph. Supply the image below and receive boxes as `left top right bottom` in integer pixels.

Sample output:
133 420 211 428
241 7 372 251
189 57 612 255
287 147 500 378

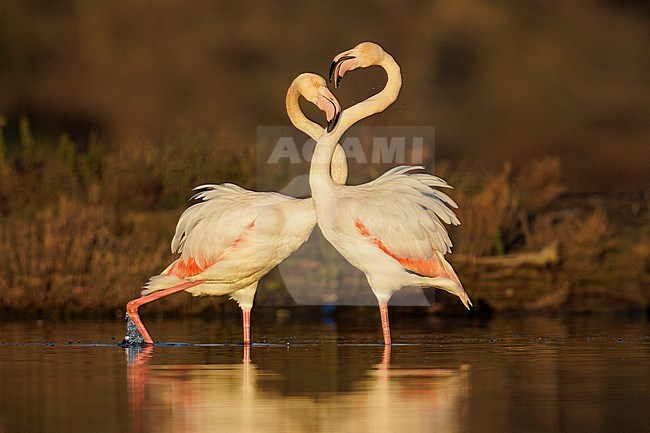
438 158 649 314
0 0 648 191
0 118 647 316
0 1 648 316
0 117 257 317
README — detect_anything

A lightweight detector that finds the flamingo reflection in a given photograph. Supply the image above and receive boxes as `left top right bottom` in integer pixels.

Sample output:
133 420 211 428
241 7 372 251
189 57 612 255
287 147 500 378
126 345 469 433
126 346 153 433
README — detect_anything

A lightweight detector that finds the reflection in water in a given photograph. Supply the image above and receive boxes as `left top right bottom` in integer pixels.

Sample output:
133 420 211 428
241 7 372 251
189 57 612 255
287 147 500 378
126 345 470 433
1 317 648 432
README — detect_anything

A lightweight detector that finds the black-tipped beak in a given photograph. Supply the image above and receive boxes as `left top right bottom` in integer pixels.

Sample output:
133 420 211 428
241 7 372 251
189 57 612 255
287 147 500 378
316 89 341 133
327 110 340 133
329 55 356 88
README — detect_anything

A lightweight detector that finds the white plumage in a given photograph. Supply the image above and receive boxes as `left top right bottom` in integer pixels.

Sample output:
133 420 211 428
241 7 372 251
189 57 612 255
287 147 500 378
334 165 459 259
311 42 472 345
125 73 345 345
144 185 313 302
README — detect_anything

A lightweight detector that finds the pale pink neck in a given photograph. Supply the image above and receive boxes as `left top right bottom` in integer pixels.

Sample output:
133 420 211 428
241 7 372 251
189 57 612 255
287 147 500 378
286 85 323 140
311 53 402 183
286 83 348 185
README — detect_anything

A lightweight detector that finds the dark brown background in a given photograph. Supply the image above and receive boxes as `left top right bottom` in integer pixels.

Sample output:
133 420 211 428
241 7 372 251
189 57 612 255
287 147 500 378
1 0 648 192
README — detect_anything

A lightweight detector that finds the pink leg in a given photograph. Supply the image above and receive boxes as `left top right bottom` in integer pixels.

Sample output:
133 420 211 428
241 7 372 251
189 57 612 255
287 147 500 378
380 344 391 369
379 301 392 346
127 345 153 433
242 309 251 345
126 281 201 345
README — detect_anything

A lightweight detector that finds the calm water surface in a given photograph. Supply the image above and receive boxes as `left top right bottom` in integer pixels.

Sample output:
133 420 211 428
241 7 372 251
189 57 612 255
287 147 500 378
1 315 649 432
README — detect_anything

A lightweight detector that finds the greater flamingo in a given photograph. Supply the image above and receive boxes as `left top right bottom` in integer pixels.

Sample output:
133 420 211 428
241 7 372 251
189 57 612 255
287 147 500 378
123 73 345 346
311 42 472 345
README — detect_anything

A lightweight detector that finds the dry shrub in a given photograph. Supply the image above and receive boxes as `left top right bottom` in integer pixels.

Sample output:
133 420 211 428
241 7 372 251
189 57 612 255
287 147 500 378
0 121 257 315
561 206 608 271
515 157 566 249
525 213 557 250
0 188 177 314
102 131 256 211
514 156 565 213
631 235 650 278
453 162 518 257
101 140 165 209
0 192 107 311
523 205 609 272
449 156 579 262
451 156 567 257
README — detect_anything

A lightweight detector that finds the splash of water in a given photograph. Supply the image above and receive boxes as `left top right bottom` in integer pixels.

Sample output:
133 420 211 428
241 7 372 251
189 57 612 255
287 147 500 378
121 315 145 347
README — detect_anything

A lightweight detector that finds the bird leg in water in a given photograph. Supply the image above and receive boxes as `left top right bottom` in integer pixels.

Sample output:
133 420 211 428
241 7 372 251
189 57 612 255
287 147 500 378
379 301 392 346
122 315 145 346
242 309 251 345
122 281 201 346
380 344 391 369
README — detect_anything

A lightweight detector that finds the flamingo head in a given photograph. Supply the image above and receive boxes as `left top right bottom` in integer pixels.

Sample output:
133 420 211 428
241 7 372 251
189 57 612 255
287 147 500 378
294 73 341 132
329 42 385 88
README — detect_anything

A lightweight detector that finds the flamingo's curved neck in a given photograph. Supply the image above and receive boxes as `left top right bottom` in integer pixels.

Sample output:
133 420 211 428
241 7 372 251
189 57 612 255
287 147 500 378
340 54 402 133
286 85 322 140
286 82 348 185
310 52 402 187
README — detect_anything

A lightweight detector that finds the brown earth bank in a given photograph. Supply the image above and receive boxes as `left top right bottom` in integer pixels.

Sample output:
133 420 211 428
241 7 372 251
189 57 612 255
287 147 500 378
0 119 647 317
1 188 647 319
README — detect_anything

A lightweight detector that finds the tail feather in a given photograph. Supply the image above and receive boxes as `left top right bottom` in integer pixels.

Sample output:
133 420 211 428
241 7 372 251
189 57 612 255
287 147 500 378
433 250 472 309
433 250 463 288
421 274 473 310
405 250 472 309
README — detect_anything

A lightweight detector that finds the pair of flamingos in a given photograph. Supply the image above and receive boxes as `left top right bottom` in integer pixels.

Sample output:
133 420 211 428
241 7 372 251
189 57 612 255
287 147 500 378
125 42 472 347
